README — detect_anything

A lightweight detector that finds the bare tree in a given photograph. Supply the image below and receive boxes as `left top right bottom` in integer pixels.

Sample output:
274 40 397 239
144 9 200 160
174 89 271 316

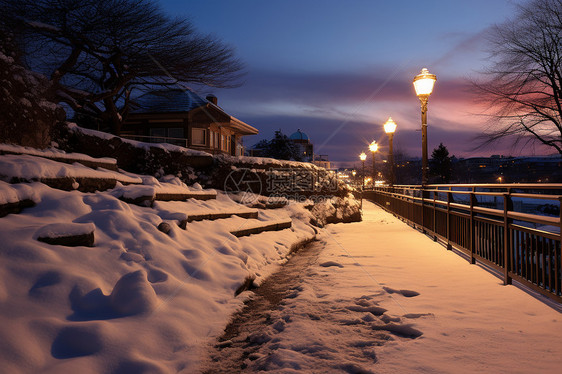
474 0 562 154
1 0 243 135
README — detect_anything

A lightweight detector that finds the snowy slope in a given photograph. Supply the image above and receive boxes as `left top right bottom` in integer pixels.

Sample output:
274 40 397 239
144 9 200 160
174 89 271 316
0 179 316 373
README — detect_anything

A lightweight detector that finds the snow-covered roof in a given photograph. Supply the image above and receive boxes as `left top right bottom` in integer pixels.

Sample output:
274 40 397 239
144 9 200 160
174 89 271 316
130 89 208 114
128 89 259 135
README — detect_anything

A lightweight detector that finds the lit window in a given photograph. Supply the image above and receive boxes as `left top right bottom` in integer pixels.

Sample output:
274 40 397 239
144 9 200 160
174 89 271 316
192 128 207 146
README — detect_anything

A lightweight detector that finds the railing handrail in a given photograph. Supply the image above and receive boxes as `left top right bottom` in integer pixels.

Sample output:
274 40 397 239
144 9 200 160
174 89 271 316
390 183 562 189
365 184 562 303
121 134 188 147
374 186 561 228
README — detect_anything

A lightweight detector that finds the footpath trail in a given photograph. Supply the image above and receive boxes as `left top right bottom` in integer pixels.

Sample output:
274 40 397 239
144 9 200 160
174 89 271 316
201 201 562 374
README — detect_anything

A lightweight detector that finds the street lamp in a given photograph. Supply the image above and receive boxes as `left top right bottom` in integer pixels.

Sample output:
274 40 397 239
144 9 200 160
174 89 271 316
359 152 367 210
351 170 357 186
359 152 367 188
369 141 378 188
383 117 397 186
413 67 436 185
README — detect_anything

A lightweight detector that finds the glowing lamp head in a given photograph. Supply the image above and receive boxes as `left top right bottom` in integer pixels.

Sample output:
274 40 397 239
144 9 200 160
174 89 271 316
359 152 367 161
383 117 397 134
369 141 378 153
413 68 436 97
352 170 356 176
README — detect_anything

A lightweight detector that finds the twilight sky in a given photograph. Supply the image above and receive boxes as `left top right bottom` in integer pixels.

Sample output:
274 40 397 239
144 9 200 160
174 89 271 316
160 0 549 167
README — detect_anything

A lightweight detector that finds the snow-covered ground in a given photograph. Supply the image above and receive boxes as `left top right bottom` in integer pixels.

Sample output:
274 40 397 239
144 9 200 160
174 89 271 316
1 146 559 373
0 179 316 373
211 201 562 373
0 154 141 184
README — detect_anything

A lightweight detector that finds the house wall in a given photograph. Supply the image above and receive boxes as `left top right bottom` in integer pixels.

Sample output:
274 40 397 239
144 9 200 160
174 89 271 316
122 111 245 156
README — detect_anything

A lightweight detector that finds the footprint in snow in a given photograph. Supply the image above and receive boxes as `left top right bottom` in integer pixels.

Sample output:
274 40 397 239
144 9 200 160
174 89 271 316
403 313 434 319
319 261 344 268
371 322 423 339
383 286 420 297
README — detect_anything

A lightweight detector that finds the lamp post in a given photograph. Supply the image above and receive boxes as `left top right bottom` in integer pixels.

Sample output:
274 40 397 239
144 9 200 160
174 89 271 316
352 170 357 186
359 152 367 209
359 152 367 190
413 68 436 186
369 141 378 188
383 117 397 186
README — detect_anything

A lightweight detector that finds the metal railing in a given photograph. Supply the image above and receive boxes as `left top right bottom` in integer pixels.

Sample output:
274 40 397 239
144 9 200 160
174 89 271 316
364 184 562 303
121 134 188 147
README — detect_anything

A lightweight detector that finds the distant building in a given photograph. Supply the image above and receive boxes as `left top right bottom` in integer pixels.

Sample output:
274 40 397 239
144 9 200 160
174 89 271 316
454 155 562 183
313 154 331 169
121 89 258 156
289 129 314 162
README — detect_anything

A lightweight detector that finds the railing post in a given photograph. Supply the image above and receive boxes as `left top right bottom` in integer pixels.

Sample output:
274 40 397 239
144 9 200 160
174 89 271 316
559 197 562 290
469 188 476 264
421 187 425 233
432 189 437 241
409 188 414 226
503 191 512 285
446 188 452 250
559 196 562 245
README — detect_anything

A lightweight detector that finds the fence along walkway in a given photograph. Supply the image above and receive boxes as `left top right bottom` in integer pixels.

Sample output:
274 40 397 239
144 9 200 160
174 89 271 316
364 183 562 303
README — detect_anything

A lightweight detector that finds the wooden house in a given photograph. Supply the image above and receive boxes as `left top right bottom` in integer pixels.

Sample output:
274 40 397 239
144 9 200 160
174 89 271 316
121 89 258 156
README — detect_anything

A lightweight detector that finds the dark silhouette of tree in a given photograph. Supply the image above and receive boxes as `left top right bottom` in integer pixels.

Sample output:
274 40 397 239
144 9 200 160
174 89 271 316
1 0 243 135
253 131 303 161
0 28 65 148
429 143 452 183
473 0 562 154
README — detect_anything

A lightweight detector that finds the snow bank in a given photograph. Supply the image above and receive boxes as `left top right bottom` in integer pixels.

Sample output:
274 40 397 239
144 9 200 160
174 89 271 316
217 153 321 170
0 143 116 164
0 154 141 184
0 180 39 205
0 180 316 372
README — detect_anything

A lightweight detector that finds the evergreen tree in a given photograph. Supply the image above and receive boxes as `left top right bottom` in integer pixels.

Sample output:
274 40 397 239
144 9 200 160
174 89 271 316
253 131 303 161
429 143 452 183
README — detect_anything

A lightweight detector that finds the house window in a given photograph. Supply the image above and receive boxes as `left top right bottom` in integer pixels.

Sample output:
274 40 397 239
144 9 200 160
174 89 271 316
215 132 219 149
192 128 207 146
210 131 214 148
149 128 166 143
168 127 184 139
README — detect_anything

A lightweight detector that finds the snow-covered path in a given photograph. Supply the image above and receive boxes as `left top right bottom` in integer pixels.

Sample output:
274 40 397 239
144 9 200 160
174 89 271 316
203 201 562 373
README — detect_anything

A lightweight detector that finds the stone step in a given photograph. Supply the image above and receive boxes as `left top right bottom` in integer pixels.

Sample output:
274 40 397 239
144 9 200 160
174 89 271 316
116 186 217 206
0 154 142 193
155 191 216 202
34 223 96 247
230 219 292 238
248 201 290 210
0 199 36 218
0 144 118 171
186 211 258 223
